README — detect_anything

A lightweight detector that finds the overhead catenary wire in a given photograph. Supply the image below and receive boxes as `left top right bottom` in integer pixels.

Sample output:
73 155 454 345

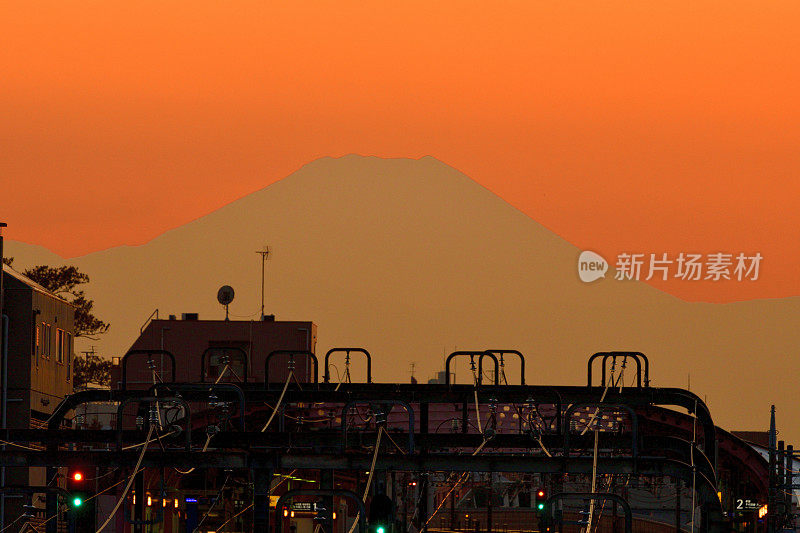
329 363 345 392
261 370 293 432
0 439 39 451
405 477 429 533
590 473 632 533
580 368 617 436
382 429 407 455
261 403 336 424
291 371 305 391
537 436 552 457
347 427 384 533
95 425 154 533
614 356 628 391
579 357 624 531
362 427 384 500
585 429 600 533
214 363 231 385
217 502 254 533
0 514 22 533
173 434 213 475
29 510 59 532
193 473 231 533
423 437 492 528
122 429 178 451
269 470 297 493
83 468 120 482
470 361 483 433
173 361 237 475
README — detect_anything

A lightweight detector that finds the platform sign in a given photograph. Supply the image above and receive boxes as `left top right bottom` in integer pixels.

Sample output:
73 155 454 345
289 501 327 513
292 502 314 511
735 498 762 512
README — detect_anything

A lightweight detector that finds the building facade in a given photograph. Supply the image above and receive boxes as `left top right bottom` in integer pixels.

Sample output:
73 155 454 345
1 264 75 522
112 314 317 389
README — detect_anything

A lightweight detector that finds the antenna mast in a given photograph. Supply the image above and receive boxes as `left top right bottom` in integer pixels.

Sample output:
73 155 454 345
255 246 271 320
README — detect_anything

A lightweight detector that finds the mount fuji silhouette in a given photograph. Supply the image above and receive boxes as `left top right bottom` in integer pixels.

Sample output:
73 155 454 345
8 155 800 439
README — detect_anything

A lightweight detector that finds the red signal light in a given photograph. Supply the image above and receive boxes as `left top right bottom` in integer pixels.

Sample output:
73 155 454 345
537 489 545 498
72 472 83 482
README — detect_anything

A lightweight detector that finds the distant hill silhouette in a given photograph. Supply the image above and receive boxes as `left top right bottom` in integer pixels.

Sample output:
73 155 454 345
7 155 800 439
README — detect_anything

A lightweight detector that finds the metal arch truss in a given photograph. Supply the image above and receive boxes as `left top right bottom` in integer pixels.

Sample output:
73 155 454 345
8 381 731 532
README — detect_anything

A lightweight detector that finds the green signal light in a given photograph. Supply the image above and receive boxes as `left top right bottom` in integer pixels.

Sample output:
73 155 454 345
72 497 83 507
537 503 544 510
377 527 385 533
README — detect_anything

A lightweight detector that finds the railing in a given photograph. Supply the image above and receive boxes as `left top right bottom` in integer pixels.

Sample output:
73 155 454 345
139 308 159 334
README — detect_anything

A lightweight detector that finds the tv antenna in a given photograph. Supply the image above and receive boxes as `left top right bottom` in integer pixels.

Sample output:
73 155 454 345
217 285 235 321
255 246 271 319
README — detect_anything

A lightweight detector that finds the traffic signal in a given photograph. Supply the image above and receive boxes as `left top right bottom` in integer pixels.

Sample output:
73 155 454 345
66 467 95 533
368 494 393 533
67 468 86 507
534 488 547 512
534 488 550 530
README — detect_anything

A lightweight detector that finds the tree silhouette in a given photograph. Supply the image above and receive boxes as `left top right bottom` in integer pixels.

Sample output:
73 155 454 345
73 355 112 388
4 259 110 339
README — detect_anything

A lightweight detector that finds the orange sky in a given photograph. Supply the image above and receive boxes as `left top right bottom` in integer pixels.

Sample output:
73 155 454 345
2 1 799 302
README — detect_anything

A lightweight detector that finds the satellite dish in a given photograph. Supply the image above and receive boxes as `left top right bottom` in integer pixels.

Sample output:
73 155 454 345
217 285 235 305
217 285 235 321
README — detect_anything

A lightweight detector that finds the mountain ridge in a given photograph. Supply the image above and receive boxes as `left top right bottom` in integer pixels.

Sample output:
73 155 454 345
5 155 799 440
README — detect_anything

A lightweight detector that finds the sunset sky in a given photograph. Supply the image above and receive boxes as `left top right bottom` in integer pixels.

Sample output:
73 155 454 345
2 1 799 302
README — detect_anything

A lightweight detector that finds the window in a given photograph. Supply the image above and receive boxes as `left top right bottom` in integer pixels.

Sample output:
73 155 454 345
56 329 64 364
34 322 40 367
66 333 72 380
41 323 49 358
41 323 53 359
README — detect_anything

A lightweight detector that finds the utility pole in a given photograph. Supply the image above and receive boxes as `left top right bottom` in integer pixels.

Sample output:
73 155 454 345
768 405 777 533
0 222 6 532
0 221 5 313
255 246 271 320
81 346 96 361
